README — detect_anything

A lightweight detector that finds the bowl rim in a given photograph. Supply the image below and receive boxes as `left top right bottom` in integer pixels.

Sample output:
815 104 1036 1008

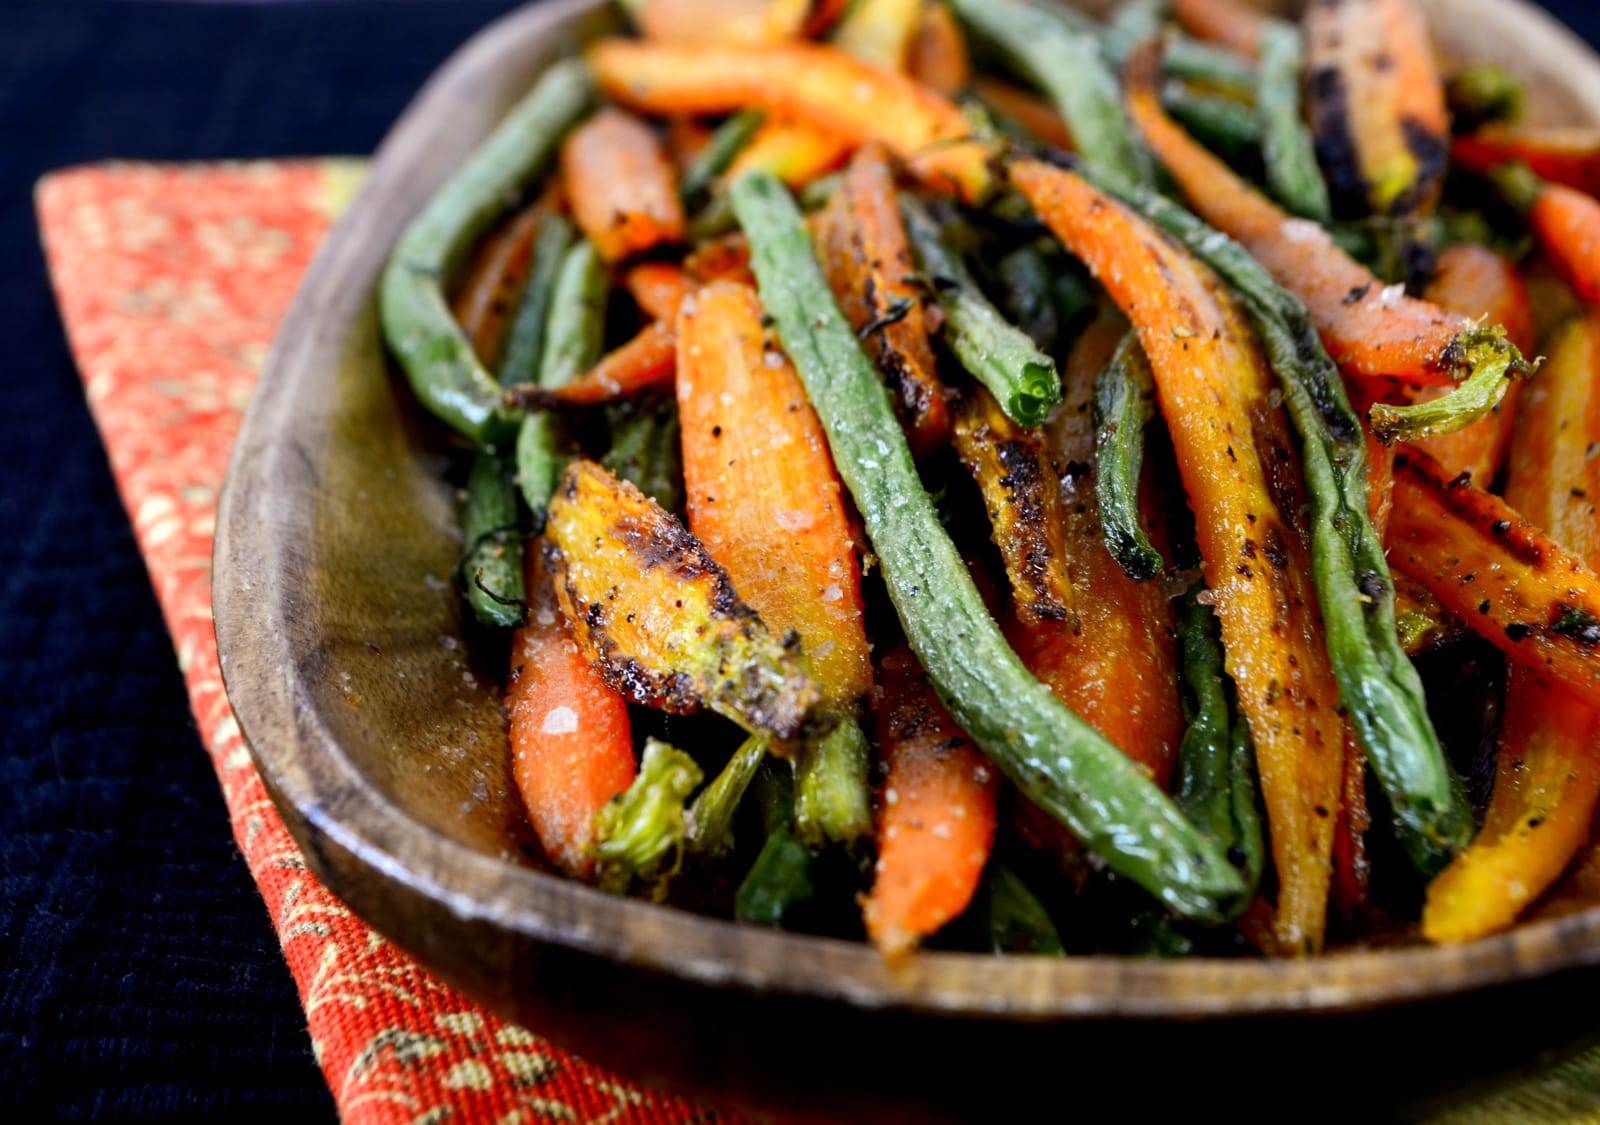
216 0 1600 1020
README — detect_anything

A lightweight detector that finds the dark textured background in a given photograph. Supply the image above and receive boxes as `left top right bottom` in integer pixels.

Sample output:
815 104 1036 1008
2 0 1598 1117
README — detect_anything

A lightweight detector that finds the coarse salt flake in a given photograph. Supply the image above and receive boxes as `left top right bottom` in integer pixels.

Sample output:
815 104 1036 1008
541 706 578 735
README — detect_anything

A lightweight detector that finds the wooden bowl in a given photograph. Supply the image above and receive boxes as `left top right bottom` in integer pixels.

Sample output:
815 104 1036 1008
215 1 1600 1117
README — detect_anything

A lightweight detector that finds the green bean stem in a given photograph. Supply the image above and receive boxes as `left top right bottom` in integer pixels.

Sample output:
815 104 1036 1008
1092 331 1165 581
792 717 873 847
901 195 1061 426
733 169 1244 920
379 59 592 445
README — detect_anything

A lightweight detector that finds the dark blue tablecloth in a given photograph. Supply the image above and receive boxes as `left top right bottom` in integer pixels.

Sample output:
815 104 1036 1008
2 0 1598 1118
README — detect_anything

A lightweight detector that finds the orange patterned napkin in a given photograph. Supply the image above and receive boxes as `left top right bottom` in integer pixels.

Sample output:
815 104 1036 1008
36 160 727 1125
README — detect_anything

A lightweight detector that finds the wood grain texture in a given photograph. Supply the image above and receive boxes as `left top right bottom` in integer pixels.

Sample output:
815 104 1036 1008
214 0 1600 1116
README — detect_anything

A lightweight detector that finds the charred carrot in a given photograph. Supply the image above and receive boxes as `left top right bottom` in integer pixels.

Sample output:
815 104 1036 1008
1411 244 1534 483
508 547 636 880
1488 161 1600 305
1389 446 1600 709
907 2 971 96
1123 42 1530 439
1012 158 1353 951
832 0 923 72
544 458 822 738
863 645 999 959
1455 126 1600 196
685 233 756 286
1173 0 1266 57
972 77 1074 150
561 108 685 262
725 118 853 188
1303 0 1449 218
1425 316 1600 941
587 38 994 201
814 144 950 455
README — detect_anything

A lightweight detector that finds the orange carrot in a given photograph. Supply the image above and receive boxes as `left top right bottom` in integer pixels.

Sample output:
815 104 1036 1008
1013 158 1346 952
1388 445 1600 710
1424 313 1600 942
1410 244 1534 482
1331 734 1373 917
1013 312 1183 788
684 233 756 286
451 198 547 365
1454 126 1600 197
586 38 994 202
1173 0 1266 58
863 644 999 959
666 115 713 173
560 107 686 262
1124 45 1515 388
1303 0 1449 217
1514 169 1600 305
507 547 637 879
536 322 677 407
907 2 972 96
725 117 853 188
625 262 696 322
635 0 811 44
973 77 1074 151
815 143 950 456
676 280 871 709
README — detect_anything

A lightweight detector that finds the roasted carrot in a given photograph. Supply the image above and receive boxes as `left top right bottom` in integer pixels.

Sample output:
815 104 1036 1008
521 322 677 407
1388 446 1600 709
833 0 924 72
814 143 949 456
1331 733 1373 917
586 39 994 201
952 387 1074 629
625 262 696 321
507 546 636 879
725 118 853 188
560 108 686 262
676 280 872 710
1013 159 1346 951
1173 0 1266 58
1303 0 1449 218
544 459 822 738
972 77 1074 151
1489 162 1600 305
1123 42 1530 431
635 0 811 44
907 2 972 96
1410 244 1534 482
666 116 713 173
451 198 548 367
684 233 756 286
1454 126 1600 196
1025 310 1184 787
863 644 999 959
1424 313 1600 942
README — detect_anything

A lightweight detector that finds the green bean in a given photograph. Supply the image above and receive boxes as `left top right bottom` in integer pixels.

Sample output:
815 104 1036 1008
379 59 592 445
686 190 739 242
459 452 525 627
949 0 1153 187
679 109 764 205
792 717 872 847
732 169 1244 920
1174 587 1264 903
901 195 1061 426
993 244 1061 353
499 214 574 388
982 864 1064 954
602 397 683 512
686 734 769 858
516 239 606 517
735 759 816 925
1447 62 1524 134
593 739 703 897
1098 1 1256 97
1163 82 1261 162
1072 161 1472 873
1092 331 1164 581
1256 22 1331 222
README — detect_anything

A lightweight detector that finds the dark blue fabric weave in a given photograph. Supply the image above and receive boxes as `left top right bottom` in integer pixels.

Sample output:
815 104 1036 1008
0 0 1596 1118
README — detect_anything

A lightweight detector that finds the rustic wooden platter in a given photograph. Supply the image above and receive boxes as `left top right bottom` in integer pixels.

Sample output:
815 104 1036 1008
215 0 1600 1117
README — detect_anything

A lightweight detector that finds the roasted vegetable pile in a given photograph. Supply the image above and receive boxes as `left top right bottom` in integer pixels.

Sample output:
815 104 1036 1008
379 0 1600 959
